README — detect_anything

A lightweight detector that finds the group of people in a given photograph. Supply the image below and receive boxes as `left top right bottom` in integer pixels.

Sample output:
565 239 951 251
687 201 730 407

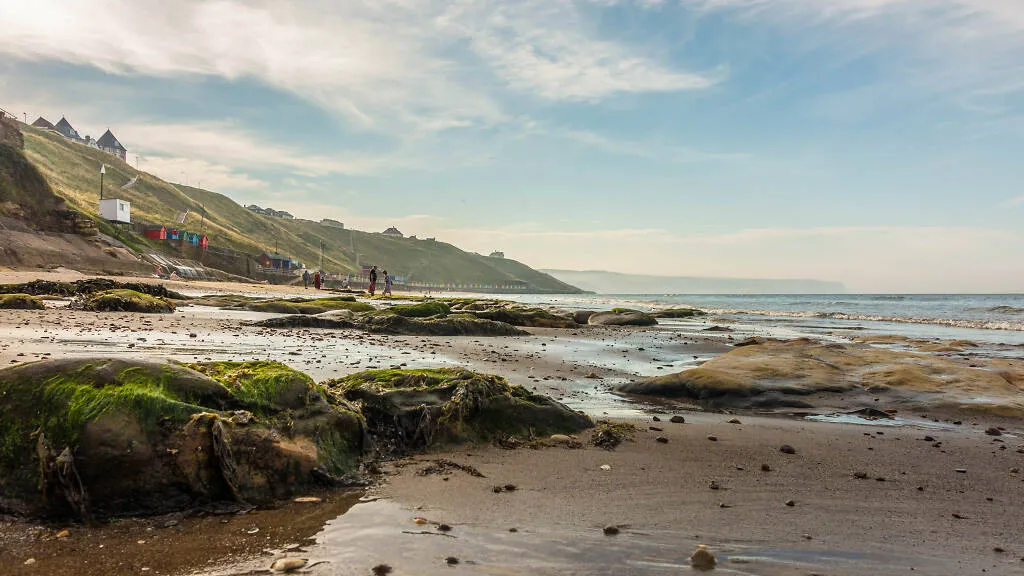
302 265 392 297
367 265 393 297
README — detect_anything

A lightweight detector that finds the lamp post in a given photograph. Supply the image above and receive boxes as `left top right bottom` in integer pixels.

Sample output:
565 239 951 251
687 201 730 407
99 164 105 200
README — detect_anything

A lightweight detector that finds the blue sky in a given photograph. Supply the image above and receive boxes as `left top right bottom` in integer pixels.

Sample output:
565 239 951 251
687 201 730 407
1 0 1023 292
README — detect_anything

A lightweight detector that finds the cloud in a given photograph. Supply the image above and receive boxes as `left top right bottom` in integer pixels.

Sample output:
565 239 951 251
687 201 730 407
138 156 269 192
0 0 715 133
1005 195 1024 207
557 128 748 162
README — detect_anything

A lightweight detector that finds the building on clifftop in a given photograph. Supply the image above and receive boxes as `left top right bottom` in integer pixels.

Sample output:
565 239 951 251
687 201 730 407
382 226 404 238
31 117 55 130
96 129 128 161
53 117 83 142
489 251 505 258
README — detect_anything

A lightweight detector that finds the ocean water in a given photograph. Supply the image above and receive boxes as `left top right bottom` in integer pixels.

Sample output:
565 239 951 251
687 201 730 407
496 293 1024 347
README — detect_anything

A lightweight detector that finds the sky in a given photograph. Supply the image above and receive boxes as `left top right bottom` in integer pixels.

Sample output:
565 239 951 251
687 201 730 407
1 0 1023 292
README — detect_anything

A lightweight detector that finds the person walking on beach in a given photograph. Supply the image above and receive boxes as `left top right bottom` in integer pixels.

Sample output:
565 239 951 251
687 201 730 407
368 265 378 296
302 269 310 289
383 270 393 297
314 270 322 291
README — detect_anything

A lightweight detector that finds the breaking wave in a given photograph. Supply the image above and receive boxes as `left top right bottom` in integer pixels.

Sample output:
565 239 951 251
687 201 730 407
702 308 1024 332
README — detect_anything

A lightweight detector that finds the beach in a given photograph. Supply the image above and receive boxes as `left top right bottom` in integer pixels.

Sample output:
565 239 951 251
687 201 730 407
1 270 1022 575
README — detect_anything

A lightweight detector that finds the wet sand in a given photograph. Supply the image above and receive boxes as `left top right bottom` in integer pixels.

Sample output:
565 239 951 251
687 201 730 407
2 272 1023 575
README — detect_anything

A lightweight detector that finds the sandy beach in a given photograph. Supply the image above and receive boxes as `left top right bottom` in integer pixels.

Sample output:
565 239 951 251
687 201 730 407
1 270 1022 575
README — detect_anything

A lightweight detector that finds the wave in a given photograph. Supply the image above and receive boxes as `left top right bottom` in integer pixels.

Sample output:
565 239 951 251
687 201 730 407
986 305 1024 314
701 308 1024 331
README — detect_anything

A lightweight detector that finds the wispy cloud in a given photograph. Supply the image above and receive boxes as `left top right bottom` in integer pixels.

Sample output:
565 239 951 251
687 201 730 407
0 0 714 133
1004 195 1024 208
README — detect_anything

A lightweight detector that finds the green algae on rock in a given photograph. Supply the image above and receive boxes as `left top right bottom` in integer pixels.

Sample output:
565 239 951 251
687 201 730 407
0 293 45 310
357 312 528 336
236 298 374 315
324 368 593 458
0 278 186 299
80 289 176 313
385 301 451 318
0 358 366 520
654 308 706 319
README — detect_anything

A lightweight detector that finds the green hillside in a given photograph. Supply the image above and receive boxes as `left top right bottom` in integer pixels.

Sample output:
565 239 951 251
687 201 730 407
20 124 580 292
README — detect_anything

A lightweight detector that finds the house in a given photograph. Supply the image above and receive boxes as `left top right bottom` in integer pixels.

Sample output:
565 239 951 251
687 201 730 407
53 117 82 142
258 252 294 270
144 225 167 240
321 219 344 229
489 251 505 259
96 129 128 161
31 117 55 130
382 226 404 238
185 232 209 250
98 198 131 223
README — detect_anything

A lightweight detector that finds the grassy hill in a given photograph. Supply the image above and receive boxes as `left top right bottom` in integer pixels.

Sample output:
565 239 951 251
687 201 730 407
19 124 580 292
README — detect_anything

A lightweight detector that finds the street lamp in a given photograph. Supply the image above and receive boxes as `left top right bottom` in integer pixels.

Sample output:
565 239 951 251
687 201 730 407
99 164 106 200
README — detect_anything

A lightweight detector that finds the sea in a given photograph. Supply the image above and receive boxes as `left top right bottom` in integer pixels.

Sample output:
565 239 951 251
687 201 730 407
495 293 1024 349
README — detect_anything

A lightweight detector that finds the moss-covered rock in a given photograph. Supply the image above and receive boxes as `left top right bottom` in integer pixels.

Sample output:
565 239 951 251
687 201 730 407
654 308 706 319
0 279 186 299
468 307 576 328
357 313 528 336
80 289 176 313
325 368 592 457
0 358 366 520
238 298 373 315
0 293 45 310
589 309 657 327
386 301 451 318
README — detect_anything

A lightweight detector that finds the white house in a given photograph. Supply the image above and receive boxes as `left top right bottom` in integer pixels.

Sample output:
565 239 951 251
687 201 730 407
99 198 131 223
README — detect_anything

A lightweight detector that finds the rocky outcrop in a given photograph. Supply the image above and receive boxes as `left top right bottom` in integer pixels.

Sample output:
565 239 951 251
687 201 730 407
0 359 367 520
0 279 185 299
654 308 705 319
0 293 45 310
357 312 528 336
80 289 176 313
588 309 658 327
325 368 593 457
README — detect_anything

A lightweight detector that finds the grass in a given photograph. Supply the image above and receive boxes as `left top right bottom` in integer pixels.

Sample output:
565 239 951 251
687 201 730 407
19 125 582 292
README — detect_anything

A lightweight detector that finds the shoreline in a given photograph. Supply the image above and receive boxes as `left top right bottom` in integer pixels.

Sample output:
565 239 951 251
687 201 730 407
1 270 1022 575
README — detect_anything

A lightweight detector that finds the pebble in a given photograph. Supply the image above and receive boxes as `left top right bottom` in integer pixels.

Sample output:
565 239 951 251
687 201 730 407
670 415 685 424
785 500 795 507
727 418 741 424
652 416 661 422
503 484 517 492
444 556 460 565
707 435 718 442
437 524 452 532
270 558 307 572
985 427 1002 436
413 517 428 524
24 558 36 565
709 481 720 490
779 444 796 454
954 468 967 474
492 486 503 493
550 434 573 444
690 545 717 570
294 496 321 503
649 426 663 431
372 564 393 576
600 464 612 471
603 525 620 535
656 436 669 444
55 530 70 538
853 471 868 479
761 463 772 472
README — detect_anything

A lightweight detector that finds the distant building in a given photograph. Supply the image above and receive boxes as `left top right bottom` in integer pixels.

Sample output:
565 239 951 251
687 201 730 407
96 129 128 161
186 232 209 250
31 117 55 130
258 252 295 270
98 198 131 223
321 219 345 229
144 225 167 240
246 204 293 219
382 226 404 238
489 251 505 259
53 117 83 142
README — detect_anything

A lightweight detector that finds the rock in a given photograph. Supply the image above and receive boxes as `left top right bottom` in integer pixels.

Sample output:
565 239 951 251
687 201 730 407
785 500 796 507
293 497 322 503
437 524 452 532
732 337 767 347
707 435 718 441
503 484 517 492
761 464 771 472
0 293 45 310
588 309 657 327
271 558 307 572
387 301 451 318
0 358 366 520
709 481 720 490
327 368 591 458
690 545 716 570
55 529 70 538
727 418 741 424
853 471 868 479
23 558 36 565
985 427 1002 436
603 525 620 535
357 313 529 337
467 306 576 328
955 468 967 473
0 279 185 299
372 564 393 576
492 486 503 493
572 310 598 324
655 436 668 444
654 308 705 319
652 416 661 422
80 290 175 314
669 415 685 424
846 407 894 420
444 557 460 565
550 434 574 444
703 325 732 332
779 444 796 454
600 464 612 471
649 426 663 432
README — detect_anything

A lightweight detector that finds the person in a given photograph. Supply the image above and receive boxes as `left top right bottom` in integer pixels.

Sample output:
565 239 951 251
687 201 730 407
383 270 393 296
302 269 310 289
369 265 378 296
314 270 322 291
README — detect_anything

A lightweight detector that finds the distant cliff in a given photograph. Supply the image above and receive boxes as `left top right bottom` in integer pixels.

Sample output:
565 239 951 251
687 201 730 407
541 269 845 294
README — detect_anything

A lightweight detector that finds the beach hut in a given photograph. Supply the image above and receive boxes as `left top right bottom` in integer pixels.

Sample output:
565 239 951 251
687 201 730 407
198 235 209 250
258 252 292 270
144 225 167 240
186 232 200 247
167 228 182 241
